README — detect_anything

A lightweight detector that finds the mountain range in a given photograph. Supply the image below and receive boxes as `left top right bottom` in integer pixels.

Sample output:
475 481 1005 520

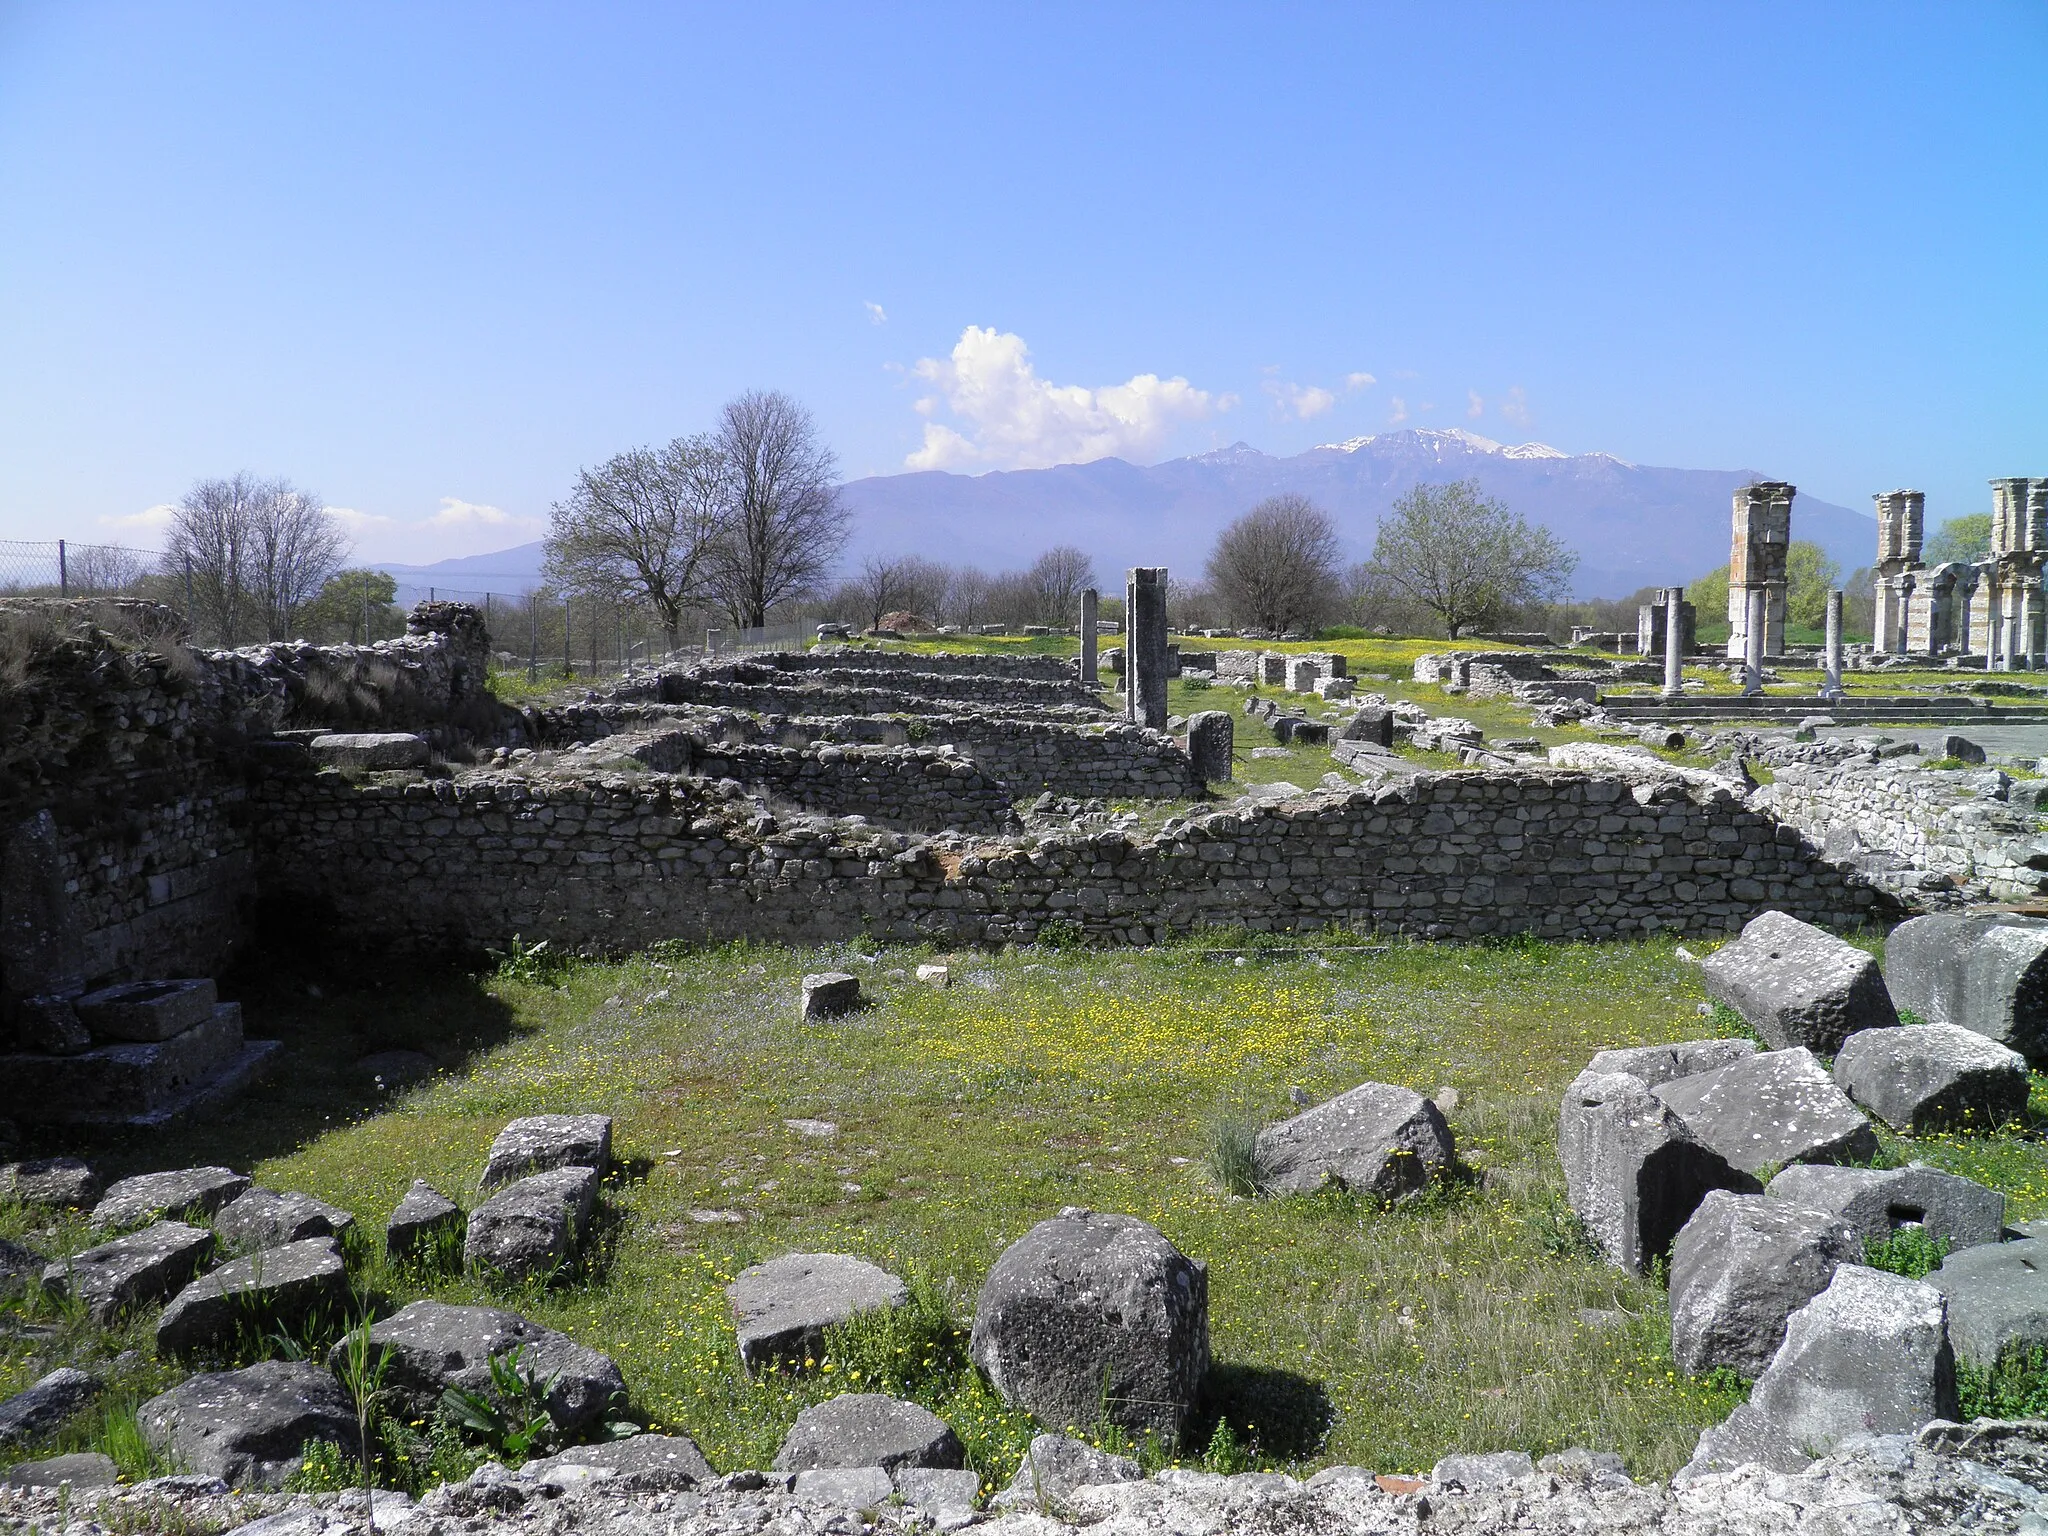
371 428 1884 603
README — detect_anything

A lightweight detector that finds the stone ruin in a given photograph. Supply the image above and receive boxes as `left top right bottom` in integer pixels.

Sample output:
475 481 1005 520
1874 477 2048 666
1726 481 1795 662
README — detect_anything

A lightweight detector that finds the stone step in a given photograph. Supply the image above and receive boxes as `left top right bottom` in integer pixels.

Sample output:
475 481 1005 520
1600 696 2048 725
0 1004 279 1125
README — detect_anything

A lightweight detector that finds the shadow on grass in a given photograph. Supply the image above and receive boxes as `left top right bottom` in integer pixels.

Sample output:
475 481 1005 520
1191 1362 1334 1462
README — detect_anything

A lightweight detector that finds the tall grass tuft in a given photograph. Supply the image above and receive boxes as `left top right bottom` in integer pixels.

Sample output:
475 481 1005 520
1205 1113 1274 1198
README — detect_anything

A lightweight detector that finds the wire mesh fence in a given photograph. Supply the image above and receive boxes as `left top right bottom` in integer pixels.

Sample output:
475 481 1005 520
0 539 168 599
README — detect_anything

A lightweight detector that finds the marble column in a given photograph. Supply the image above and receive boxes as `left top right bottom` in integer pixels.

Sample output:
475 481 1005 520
1823 588 1844 699
1126 566 1170 729
1743 586 1766 696
1661 587 1685 698
1080 588 1099 686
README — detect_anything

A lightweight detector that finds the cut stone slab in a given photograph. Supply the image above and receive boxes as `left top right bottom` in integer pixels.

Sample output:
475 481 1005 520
3 1452 119 1488
915 964 951 988
1652 1048 1880 1175
1930 1237 2048 1370
0 1157 100 1208
94 1166 251 1229
308 732 429 769
72 978 219 1043
1701 911 1898 1053
1253 1082 1453 1199
339 1299 626 1436
0 1005 278 1127
139 1360 357 1489
1580 1038 1758 1088
801 972 862 1020
793 1466 893 1508
1668 1191 1862 1377
1558 1070 1756 1274
1832 1023 2030 1133
464 1165 599 1283
727 1252 909 1370
1684 1264 1957 1476
771 1393 964 1474
1432 1451 1536 1491
214 1188 355 1252
1766 1163 2005 1252
0 1368 102 1446
970 1208 1209 1447
1883 912 2048 1065
991 1433 1144 1511
1940 733 1987 764
43 1221 215 1322
525 1433 714 1490
480 1113 613 1190
896 1466 981 1529
156 1237 348 1357
386 1179 463 1262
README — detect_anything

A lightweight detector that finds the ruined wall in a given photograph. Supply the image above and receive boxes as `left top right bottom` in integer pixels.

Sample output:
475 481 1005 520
743 649 1077 682
250 768 1882 955
663 663 1097 712
685 742 1017 831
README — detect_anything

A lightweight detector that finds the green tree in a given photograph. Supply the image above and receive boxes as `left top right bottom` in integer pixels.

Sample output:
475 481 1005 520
1927 513 1992 567
1785 541 1841 630
1690 565 1730 634
299 568 399 643
1356 479 1577 639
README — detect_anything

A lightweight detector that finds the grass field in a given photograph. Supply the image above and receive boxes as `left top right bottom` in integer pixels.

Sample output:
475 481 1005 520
9 929 2047 1491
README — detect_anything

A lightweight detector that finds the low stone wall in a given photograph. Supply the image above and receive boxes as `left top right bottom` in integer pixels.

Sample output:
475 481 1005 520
756 648 1077 682
665 660 1099 711
686 742 1016 832
653 676 1095 720
250 768 1883 955
61 789 255 983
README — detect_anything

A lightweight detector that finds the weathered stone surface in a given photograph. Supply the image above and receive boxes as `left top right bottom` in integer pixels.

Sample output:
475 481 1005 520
0 1368 102 1446
1833 1022 2030 1132
1700 911 1897 1051
12 996 88 1055
339 1300 626 1436
1668 1191 1861 1377
1766 1162 2005 1251
139 1361 357 1489
386 1178 463 1261
156 1237 348 1357
43 1221 214 1322
970 1209 1209 1446
727 1252 908 1370
480 1114 613 1190
526 1433 714 1490
0 811 86 1019
72 978 219 1043
308 732 429 769
1559 1070 1756 1274
771 1393 964 1474
1930 1237 2048 1370
465 1165 599 1282
1884 912 2048 1064
0 1005 274 1126
791 1466 892 1508
1432 1451 1536 1490
0 1157 100 1208
895 1466 980 1528
213 1188 355 1251
0 1236 39 1300
3 1452 118 1488
93 1166 250 1228
1184 712 1233 783
1685 1264 1957 1476
1940 733 1987 764
1580 1038 1758 1087
800 973 861 1020
1653 1048 1879 1174
1253 1082 1453 1199
991 1434 1144 1511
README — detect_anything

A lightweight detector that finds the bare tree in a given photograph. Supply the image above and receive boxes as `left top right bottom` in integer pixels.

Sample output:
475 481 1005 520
545 436 729 651
250 483 349 640
68 544 151 595
164 472 263 644
849 555 914 632
1205 494 1343 635
1358 479 1576 639
164 473 343 644
945 566 993 629
1025 545 1096 627
705 391 850 630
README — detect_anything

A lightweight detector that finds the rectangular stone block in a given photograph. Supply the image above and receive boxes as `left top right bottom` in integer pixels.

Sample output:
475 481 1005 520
72 979 219 1043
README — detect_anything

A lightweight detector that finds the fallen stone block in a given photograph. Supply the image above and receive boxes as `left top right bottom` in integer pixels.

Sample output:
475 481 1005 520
1931 1237 2048 1370
156 1237 348 1357
772 1393 964 1474
72 978 219 1043
386 1179 464 1263
0 1157 101 1208
0 1237 39 1300
1700 910 1897 1052
525 1433 714 1490
727 1252 908 1370
1940 733 1987 764
465 1165 599 1283
3 1452 118 1488
1883 912 2048 1065
1559 1070 1755 1274
971 1209 1208 1447
896 1466 981 1528
308 732 430 770
1652 1048 1879 1175
43 1221 214 1322
139 1361 357 1489
1253 1082 1453 1199
915 964 951 988
991 1433 1143 1510
1579 1038 1759 1086
213 1188 355 1252
1432 1451 1536 1491
0 1005 272 1126
337 1299 626 1437
1683 1264 1956 1476
94 1167 250 1230
801 973 862 1021
1765 1163 2005 1252
1668 1191 1861 1377
1833 1023 2030 1132
793 1465 893 1508
0 1368 101 1446
480 1114 613 1189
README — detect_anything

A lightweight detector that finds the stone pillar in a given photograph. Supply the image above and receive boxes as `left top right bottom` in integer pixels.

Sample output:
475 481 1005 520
1896 575 1915 655
1661 586 1685 699
1743 586 1766 696
1823 588 1844 699
1080 588 1099 685
1125 566 1169 730
1185 711 1233 783
2022 587 2037 670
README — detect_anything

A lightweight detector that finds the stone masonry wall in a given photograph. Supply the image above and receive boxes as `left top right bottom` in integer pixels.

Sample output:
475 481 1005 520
685 742 1017 831
664 662 1098 711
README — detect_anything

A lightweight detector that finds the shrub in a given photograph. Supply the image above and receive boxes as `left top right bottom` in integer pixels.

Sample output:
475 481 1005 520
1862 1228 1951 1280
1960 1345 2048 1420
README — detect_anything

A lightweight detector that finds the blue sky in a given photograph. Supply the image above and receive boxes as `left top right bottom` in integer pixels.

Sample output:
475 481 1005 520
1 2 2042 570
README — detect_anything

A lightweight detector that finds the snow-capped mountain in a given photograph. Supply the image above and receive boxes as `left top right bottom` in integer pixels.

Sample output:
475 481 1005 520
836 430 1877 598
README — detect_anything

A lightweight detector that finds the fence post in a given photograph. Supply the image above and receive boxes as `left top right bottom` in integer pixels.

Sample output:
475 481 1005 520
57 540 67 598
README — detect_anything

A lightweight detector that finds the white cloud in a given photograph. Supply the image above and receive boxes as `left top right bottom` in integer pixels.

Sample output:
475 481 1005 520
1264 380 1336 420
904 326 1225 472
1345 372 1376 390
98 503 178 536
1387 397 1409 426
865 301 888 325
1467 390 1485 419
1501 386 1532 428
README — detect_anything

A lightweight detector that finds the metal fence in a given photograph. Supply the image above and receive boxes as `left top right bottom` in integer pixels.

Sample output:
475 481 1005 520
0 539 167 599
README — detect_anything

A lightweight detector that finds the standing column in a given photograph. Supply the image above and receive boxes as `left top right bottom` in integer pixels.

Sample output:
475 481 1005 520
1126 566 1169 730
1987 585 2005 671
2022 587 2037 670
1661 586 1685 698
1743 586 1766 696
1823 588 1844 699
1080 587 1099 686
